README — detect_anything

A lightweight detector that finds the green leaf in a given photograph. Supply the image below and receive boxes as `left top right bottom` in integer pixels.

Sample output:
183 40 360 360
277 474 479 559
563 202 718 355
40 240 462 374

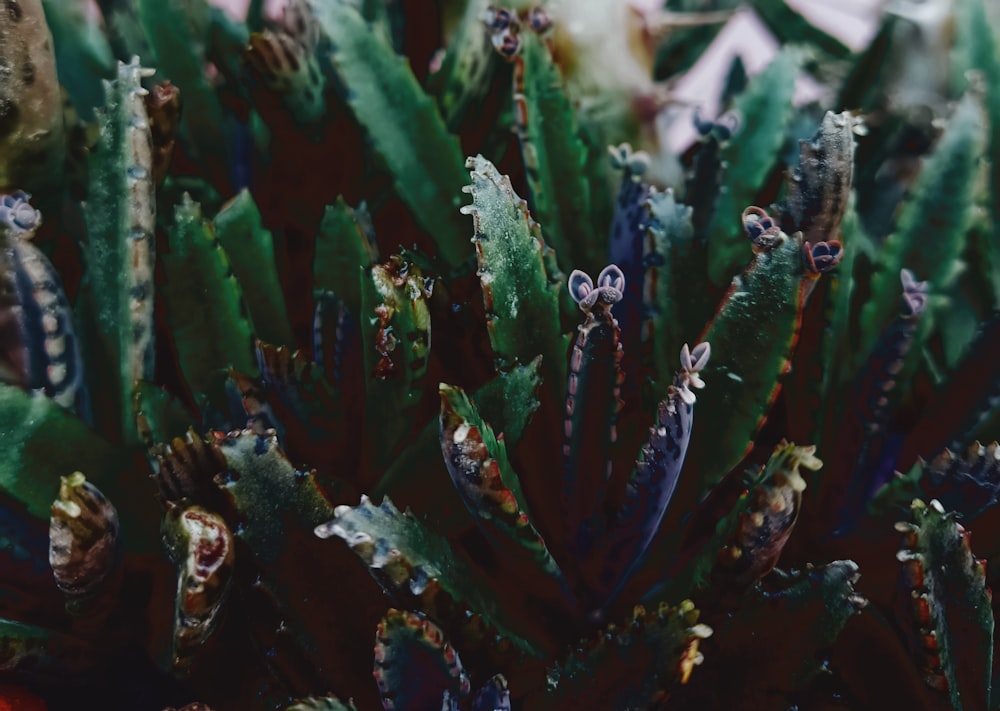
427 0 497 129
358 254 432 470
439 384 573 610
684 233 809 496
462 155 567 380
213 190 295 348
0 385 159 553
40 0 115 121
536 600 711 710
372 359 543 536
134 380 197 448
515 31 597 272
81 58 157 443
161 194 258 403
312 0 471 267
707 49 800 286
856 91 986 372
316 495 550 656
897 500 994 710
313 197 379 320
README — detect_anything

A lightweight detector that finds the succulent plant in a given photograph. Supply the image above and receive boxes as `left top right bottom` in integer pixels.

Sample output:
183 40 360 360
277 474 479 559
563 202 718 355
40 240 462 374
1 0 1000 709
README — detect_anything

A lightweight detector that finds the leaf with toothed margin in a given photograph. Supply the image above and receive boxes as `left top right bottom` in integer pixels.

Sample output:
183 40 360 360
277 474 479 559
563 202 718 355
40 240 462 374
896 500 994 709
597 344 709 606
856 91 986 372
213 428 379 693
707 49 800 287
213 191 295 349
314 197 380 321
531 600 711 710
372 609 471 711
514 30 597 272
873 442 1000 521
373 360 543 536
561 271 625 582
137 0 231 193
462 155 567 381
439 384 574 610
80 58 156 443
315 496 549 657
311 0 471 268
161 194 258 406
358 254 432 474
427 0 498 129
664 562 865 707
683 230 808 497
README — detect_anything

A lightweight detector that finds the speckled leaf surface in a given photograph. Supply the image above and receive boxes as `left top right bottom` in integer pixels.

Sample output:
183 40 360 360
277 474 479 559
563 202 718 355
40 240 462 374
462 155 567 379
81 58 156 442
685 233 808 496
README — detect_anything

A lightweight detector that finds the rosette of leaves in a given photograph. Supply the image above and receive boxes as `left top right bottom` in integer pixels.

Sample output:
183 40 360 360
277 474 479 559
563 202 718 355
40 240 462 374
0 0 999 709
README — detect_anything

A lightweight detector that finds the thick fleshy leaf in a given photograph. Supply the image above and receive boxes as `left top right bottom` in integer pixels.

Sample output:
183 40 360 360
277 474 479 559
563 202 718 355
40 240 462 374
39 0 116 121
311 0 471 267
315 495 550 657
534 600 712 710
856 91 985 370
373 360 543 537
213 191 295 348
161 505 234 670
372 609 470 711
161 194 258 404
707 49 799 286
778 110 856 245
427 0 497 128
461 155 566 379
81 57 156 442
561 267 624 576
666 562 865 707
875 442 1000 521
2 210 86 411
439 384 574 610
313 198 379 322
597 344 709 605
682 227 811 497
823 270 929 529
358 254 432 476
0 385 158 554
896 500 994 709
512 30 597 272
